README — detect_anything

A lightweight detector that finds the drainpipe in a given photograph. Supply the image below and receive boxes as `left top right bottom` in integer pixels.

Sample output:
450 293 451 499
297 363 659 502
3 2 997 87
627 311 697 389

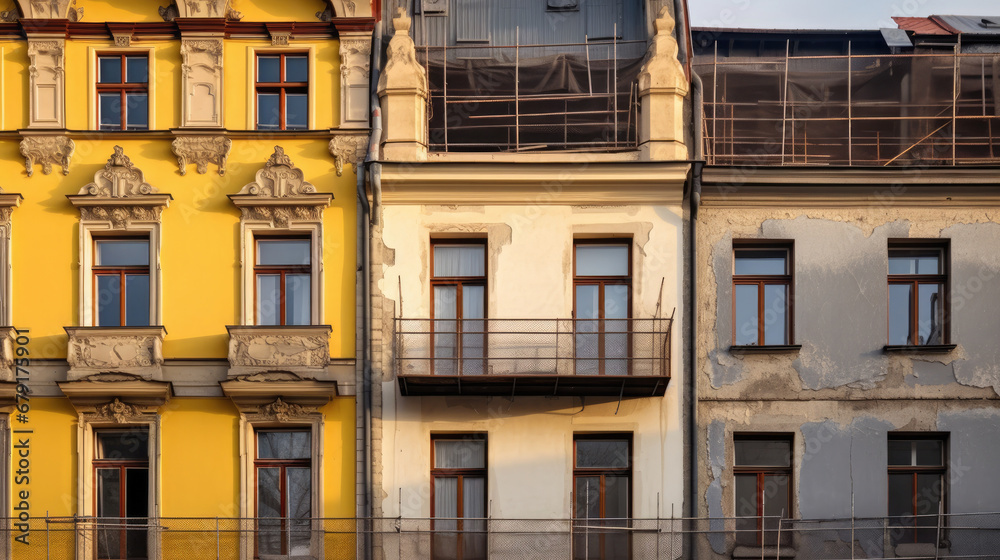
358 18 384 560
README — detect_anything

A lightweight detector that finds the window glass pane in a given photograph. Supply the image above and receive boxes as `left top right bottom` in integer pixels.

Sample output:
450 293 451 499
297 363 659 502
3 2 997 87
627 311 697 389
125 93 148 130
256 467 282 554
257 431 311 459
97 430 149 460
889 250 941 275
125 468 149 557
734 473 758 545
286 93 308 129
463 476 486 517
576 244 628 276
99 57 122 83
735 439 791 467
915 473 943 515
735 249 787 275
762 474 789 544
256 274 280 326
915 439 944 466
257 56 281 82
257 93 280 130
100 92 122 129
604 475 629 518
574 476 600 518
434 245 485 277
97 275 121 327
888 473 915 544
97 240 150 266
575 439 629 468
918 283 943 345
888 284 913 345
125 274 150 327
434 477 458 528
285 56 309 82
763 284 788 345
126 57 148 83
434 286 458 375
435 439 486 468
461 285 485 375
888 439 912 466
285 273 312 325
733 284 759 345
258 239 311 266
96 468 122 556
287 467 312 555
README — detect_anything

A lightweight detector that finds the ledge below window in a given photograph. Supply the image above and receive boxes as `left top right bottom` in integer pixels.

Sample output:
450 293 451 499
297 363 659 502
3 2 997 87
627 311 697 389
729 345 802 354
732 546 796 559
883 344 957 354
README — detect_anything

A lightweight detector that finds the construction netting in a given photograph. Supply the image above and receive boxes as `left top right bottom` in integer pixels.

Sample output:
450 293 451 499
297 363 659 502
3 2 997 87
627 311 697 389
695 51 1000 166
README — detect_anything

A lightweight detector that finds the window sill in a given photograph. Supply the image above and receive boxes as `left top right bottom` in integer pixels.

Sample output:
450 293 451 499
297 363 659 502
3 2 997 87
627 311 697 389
732 546 796 559
729 345 802 354
883 344 957 354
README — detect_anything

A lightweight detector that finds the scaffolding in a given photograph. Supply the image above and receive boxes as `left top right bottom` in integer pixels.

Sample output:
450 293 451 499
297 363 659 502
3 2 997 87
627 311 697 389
417 29 645 153
695 40 1000 166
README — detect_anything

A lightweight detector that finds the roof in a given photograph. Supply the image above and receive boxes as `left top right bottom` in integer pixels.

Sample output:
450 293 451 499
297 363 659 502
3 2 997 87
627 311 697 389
893 15 1000 36
892 16 952 35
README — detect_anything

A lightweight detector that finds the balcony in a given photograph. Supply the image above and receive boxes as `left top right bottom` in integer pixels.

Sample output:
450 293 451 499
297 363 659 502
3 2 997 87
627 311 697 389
393 318 672 397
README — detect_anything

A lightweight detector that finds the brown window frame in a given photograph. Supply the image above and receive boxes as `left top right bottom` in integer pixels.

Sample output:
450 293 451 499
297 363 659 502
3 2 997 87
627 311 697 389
96 53 149 131
887 433 948 545
253 428 312 559
93 428 150 560
887 241 949 346
732 241 793 347
430 433 488 560
93 236 151 327
733 433 793 547
573 239 632 375
572 433 633 560
429 239 488 376
253 236 313 326
255 52 309 131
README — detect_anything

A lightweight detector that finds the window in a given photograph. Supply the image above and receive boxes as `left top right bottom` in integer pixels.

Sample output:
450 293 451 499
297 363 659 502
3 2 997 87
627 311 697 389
431 435 487 560
94 429 149 560
888 435 947 545
255 430 312 557
255 238 312 326
733 244 791 346
888 243 947 346
574 241 630 375
94 239 150 327
734 435 792 546
256 54 308 130
573 435 631 560
431 241 486 375
97 54 149 131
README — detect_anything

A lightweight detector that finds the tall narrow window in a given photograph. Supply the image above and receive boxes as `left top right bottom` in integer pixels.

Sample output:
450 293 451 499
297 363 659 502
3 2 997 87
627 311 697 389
255 238 312 326
256 53 309 130
255 430 312 557
94 239 150 327
888 243 947 346
95 429 149 560
574 241 630 375
733 244 792 346
97 54 149 131
431 435 487 560
888 436 947 545
431 241 486 375
573 435 631 560
734 436 792 546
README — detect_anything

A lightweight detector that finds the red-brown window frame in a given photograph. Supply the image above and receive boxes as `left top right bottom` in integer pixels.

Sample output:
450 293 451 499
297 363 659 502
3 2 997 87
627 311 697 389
255 52 309 131
887 241 949 346
96 53 149 131
572 239 632 375
572 433 633 560
253 428 312 559
430 433 488 560
732 241 793 346
93 237 151 327
93 429 150 560
733 433 793 547
887 433 948 545
429 239 487 376
253 236 312 326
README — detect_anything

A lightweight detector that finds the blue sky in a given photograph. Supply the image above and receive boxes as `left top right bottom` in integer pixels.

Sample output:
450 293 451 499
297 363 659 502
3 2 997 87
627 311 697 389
689 0 1000 30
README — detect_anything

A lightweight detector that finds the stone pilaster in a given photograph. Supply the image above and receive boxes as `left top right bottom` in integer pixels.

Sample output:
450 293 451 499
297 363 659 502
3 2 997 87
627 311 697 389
638 7 690 161
376 8 428 161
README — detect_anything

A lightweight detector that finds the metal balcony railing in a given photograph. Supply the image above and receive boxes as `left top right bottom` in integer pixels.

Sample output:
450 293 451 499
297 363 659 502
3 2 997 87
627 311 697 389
393 317 672 397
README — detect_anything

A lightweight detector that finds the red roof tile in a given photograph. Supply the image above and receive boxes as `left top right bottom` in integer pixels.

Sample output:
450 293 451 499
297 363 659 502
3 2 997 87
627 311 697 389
892 16 952 35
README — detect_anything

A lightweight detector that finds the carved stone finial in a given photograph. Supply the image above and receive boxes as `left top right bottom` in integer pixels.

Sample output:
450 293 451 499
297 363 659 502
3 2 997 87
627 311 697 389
107 145 134 170
95 398 141 423
159 2 179 21
20 135 75 177
259 397 307 422
266 146 294 169
654 6 676 36
393 7 412 33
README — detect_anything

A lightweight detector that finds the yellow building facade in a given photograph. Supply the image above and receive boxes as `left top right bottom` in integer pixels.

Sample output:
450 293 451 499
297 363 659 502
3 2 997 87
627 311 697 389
0 1 373 558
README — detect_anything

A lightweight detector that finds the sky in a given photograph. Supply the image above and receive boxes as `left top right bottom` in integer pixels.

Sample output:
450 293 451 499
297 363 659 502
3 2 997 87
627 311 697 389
689 0 1000 30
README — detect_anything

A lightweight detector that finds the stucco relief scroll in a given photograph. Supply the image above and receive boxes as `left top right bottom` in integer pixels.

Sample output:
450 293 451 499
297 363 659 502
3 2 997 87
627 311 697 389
227 325 332 377
172 135 231 175
20 135 74 176
65 327 167 380
340 35 371 126
158 0 242 20
27 38 66 128
329 134 367 176
180 38 224 128
15 0 83 19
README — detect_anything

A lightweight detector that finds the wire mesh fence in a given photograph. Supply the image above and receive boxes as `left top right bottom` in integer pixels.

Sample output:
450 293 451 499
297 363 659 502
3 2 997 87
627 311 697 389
5 512 1000 559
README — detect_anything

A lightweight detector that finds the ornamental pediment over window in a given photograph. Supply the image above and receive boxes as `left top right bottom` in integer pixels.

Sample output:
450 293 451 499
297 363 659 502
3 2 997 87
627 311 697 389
67 146 172 227
228 146 333 227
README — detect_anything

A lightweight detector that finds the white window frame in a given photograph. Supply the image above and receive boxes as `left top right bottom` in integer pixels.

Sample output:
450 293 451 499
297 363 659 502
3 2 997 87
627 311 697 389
80 224 161 327
245 46 316 131
240 224 323 326
88 47 156 131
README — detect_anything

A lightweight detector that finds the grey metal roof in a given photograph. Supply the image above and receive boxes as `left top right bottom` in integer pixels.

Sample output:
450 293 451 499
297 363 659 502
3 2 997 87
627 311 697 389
879 27 912 47
937 15 1000 35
